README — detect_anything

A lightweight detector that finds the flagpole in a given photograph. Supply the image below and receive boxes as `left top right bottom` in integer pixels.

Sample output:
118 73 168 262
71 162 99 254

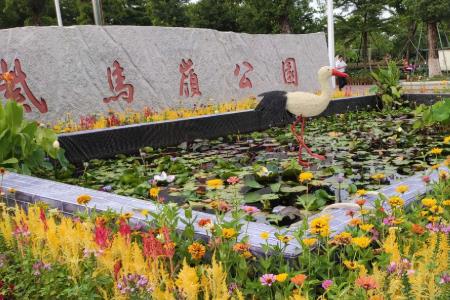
327 0 336 88
54 0 63 26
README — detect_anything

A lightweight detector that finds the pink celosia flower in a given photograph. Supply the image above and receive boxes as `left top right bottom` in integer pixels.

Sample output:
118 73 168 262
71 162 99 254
260 274 276 286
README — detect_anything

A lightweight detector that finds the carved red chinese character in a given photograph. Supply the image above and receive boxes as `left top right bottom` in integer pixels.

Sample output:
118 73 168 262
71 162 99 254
282 58 298 86
103 60 134 104
234 61 253 89
0 58 48 113
179 59 201 97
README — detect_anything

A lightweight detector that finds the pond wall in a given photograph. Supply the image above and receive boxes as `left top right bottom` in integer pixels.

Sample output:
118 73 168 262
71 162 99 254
0 26 328 123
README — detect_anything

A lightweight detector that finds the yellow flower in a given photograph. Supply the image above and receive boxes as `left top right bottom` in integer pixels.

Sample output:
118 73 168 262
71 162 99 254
388 196 404 208
352 236 371 248
206 179 224 189
149 187 160 198
422 198 437 207
360 224 374 232
121 212 133 219
420 210 429 217
330 232 353 246
298 172 314 183
371 173 385 181
309 215 331 237
439 170 449 180
222 228 236 239
431 164 440 170
356 189 367 196
395 185 409 194
276 235 294 243
443 200 450 206
141 209 149 217
427 216 440 223
302 238 317 247
360 209 370 215
276 273 288 282
188 242 206 260
429 205 444 215
430 148 443 155
7 188 16 193
260 232 269 240
444 136 450 144
76 194 92 205
343 260 360 270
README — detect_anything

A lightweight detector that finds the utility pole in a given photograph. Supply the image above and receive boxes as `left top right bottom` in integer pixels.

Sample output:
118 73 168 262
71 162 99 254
92 0 103 25
54 0 63 26
327 0 336 88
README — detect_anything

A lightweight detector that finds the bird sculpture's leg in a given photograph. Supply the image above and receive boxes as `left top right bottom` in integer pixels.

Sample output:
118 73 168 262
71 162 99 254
300 117 326 161
290 115 310 167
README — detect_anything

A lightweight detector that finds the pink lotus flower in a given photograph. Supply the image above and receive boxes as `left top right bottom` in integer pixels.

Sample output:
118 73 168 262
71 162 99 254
260 274 276 286
241 205 260 215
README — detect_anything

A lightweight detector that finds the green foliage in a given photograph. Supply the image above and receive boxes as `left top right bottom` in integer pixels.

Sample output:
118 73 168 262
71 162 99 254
0 100 68 174
186 0 240 32
413 98 450 130
370 61 404 109
147 0 189 27
405 0 450 23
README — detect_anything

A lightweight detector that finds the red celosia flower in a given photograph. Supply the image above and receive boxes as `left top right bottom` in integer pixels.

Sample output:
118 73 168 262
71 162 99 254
94 221 110 249
118 218 131 240
142 227 175 259
39 207 48 231
113 260 122 281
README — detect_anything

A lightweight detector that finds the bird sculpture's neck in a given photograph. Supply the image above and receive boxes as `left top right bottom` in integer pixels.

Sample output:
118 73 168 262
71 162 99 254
317 76 333 104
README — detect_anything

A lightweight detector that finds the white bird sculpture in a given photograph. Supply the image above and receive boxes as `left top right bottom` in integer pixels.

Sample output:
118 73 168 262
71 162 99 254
255 66 349 167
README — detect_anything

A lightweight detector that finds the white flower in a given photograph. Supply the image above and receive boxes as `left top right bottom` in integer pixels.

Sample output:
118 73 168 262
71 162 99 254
153 171 175 183
396 127 403 132
52 140 60 149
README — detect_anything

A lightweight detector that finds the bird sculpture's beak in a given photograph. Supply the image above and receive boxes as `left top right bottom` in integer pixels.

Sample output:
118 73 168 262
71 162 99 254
332 69 349 78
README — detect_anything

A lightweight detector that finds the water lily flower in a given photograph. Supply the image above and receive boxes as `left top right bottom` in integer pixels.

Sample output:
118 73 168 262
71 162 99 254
256 166 272 177
153 172 175 183
52 140 60 149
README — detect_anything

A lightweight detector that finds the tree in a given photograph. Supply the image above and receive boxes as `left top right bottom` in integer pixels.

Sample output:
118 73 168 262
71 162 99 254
334 0 388 65
0 0 56 28
147 0 189 27
237 0 317 34
406 0 450 77
187 0 240 32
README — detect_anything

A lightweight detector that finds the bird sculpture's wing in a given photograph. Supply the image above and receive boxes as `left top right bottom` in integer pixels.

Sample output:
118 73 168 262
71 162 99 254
255 91 295 124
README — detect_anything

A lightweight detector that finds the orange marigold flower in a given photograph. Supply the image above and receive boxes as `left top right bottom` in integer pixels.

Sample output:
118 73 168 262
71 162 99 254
411 224 425 235
188 242 206 260
198 218 212 227
76 194 92 205
356 199 366 206
348 218 362 227
233 242 250 252
355 275 378 290
291 274 307 286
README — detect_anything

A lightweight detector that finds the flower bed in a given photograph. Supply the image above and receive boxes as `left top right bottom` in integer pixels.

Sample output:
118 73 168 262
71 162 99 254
0 162 449 299
44 108 449 227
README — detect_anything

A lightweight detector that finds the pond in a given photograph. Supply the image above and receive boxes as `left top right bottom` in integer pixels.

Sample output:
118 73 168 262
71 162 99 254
43 107 447 227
